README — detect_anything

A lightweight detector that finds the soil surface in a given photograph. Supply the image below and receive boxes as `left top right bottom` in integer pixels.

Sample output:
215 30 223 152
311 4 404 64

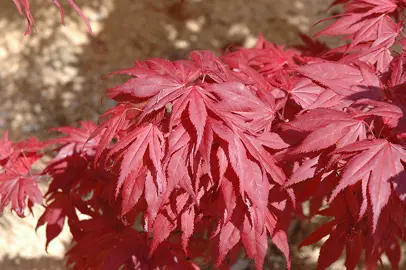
2 1 399 270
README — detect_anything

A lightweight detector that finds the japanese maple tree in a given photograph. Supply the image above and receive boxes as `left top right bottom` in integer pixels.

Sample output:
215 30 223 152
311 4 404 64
2 0 406 269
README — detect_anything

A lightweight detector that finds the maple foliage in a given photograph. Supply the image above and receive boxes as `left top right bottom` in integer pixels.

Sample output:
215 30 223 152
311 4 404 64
2 0 406 269
0 131 44 217
12 0 93 35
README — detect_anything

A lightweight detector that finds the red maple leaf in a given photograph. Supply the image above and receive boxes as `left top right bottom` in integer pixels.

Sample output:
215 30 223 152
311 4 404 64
50 120 100 160
0 154 43 217
331 139 406 230
283 108 367 154
0 132 45 217
316 0 398 49
297 61 381 98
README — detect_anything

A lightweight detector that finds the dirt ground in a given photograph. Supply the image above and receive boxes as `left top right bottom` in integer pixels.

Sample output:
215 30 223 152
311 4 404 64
1 1 400 269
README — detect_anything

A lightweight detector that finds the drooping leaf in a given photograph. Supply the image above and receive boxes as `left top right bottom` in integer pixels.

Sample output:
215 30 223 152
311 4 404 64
331 140 406 231
13 0 93 35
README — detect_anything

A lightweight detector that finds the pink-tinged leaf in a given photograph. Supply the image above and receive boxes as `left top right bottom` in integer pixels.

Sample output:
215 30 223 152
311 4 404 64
298 61 362 95
121 166 147 215
181 206 195 253
241 133 287 185
189 50 230 83
257 132 290 150
168 87 193 130
226 134 249 196
0 153 43 217
11 136 45 153
356 0 397 12
61 0 93 35
213 82 272 114
0 174 43 217
316 5 396 49
111 126 151 193
167 149 195 199
241 213 268 270
167 125 191 155
148 129 166 194
234 65 274 95
13 0 37 35
145 170 161 230
199 122 214 180
109 124 164 199
264 208 277 234
13 0 24 15
244 159 271 212
139 88 188 124
358 174 369 221
331 140 406 231
188 88 208 150
213 82 275 132
389 54 405 86
297 61 381 98
51 120 99 160
283 108 350 132
316 13 360 37
291 120 366 154
305 88 344 110
220 177 236 224
353 99 403 128
289 78 326 109
108 76 182 99
131 64 202 122
285 155 320 186
89 103 134 163
150 212 176 254
316 0 400 71
216 146 228 184
216 221 241 266
216 124 273 211
146 58 181 76
365 18 399 71
210 122 247 188
171 60 201 83
173 192 189 215
14 0 93 35
272 230 291 270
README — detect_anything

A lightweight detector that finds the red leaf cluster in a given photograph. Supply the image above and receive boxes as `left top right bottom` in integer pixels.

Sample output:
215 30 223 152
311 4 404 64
0 131 44 217
4 0 406 269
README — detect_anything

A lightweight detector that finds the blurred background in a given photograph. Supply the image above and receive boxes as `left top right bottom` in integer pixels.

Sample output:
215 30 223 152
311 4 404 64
0 0 355 269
